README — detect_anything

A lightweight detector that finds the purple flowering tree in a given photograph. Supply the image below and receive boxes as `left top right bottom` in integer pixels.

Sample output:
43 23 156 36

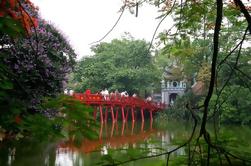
0 2 82 138
2 18 76 111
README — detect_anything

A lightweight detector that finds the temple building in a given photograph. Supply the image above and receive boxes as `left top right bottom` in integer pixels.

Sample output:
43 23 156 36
161 66 187 105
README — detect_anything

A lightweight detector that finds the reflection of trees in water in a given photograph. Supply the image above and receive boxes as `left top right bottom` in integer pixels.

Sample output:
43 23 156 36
58 120 185 159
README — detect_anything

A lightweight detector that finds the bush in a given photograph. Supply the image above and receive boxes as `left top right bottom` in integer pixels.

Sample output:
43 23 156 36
156 91 201 121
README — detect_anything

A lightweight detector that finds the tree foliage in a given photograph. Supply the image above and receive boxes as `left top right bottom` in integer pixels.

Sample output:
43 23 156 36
72 38 160 96
2 21 76 103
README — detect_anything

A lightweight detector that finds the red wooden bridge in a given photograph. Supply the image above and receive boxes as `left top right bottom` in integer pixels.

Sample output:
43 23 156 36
73 92 165 123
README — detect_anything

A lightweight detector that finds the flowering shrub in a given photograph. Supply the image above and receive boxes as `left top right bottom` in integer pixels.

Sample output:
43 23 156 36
2 20 76 109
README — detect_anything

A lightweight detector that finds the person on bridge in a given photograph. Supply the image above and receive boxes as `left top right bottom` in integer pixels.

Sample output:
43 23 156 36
114 90 120 100
146 96 152 102
109 91 115 100
132 93 137 97
85 89 91 95
64 89 68 95
101 88 109 100
121 91 129 97
69 90 74 96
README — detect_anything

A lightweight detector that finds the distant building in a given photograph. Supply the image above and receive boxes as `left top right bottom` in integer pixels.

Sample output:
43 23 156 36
161 66 187 105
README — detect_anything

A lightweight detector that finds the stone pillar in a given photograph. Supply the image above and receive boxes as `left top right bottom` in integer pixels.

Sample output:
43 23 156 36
179 81 182 88
165 91 169 105
161 90 165 103
161 80 165 89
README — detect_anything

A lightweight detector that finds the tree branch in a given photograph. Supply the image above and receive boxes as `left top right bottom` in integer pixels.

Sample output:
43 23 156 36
148 0 177 51
233 0 251 33
89 4 126 45
200 0 223 136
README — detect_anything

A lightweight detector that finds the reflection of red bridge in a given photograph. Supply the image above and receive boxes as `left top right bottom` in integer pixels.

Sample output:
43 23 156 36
73 93 165 123
59 121 157 154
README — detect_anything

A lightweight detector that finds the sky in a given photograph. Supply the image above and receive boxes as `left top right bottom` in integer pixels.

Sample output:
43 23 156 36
31 0 173 59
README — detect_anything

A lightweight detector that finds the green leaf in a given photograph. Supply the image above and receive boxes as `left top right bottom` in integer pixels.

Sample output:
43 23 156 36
0 80 13 90
0 17 24 37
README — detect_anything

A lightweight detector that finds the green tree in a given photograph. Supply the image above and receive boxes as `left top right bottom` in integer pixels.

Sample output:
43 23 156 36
72 38 160 96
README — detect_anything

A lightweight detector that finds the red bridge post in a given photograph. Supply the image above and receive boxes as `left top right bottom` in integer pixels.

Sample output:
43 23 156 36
131 107 135 122
140 108 144 122
150 109 153 122
141 120 144 132
125 108 129 121
99 105 103 124
110 106 115 123
104 106 108 123
115 107 119 122
121 106 126 122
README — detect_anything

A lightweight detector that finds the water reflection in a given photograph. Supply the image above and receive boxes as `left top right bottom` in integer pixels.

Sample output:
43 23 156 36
55 148 83 166
56 121 185 165
59 121 157 154
8 147 16 166
0 120 190 166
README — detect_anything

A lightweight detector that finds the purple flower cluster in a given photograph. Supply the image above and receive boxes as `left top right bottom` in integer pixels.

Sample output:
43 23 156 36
2 18 77 110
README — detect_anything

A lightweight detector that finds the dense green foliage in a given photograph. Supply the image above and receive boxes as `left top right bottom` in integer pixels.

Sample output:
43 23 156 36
28 95 97 140
72 38 160 96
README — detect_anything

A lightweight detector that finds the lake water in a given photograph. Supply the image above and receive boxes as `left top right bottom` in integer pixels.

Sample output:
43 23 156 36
1 120 251 166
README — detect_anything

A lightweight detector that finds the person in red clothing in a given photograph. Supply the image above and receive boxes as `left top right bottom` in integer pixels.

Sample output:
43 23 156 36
85 89 91 95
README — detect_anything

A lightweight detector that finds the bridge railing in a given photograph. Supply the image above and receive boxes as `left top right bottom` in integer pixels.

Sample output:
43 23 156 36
72 93 165 111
